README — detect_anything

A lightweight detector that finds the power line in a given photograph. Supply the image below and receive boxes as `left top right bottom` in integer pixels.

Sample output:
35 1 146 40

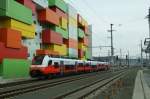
65 0 106 43
81 0 109 24
89 46 111 48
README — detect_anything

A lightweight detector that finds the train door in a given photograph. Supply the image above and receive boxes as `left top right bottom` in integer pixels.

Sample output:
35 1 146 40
75 61 78 73
64 60 75 74
60 61 64 76
77 62 84 73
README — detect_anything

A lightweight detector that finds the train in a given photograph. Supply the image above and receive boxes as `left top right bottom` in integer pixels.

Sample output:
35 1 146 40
30 55 111 79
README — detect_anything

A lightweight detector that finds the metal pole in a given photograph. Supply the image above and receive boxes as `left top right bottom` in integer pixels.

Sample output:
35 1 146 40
128 51 130 68
148 8 150 61
141 40 143 68
110 24 114 69
111 24 114 59
120 49 122 67
148 8 150 38
108 24 115 71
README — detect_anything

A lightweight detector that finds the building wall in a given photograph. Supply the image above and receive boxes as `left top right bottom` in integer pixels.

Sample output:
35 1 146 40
0 0 93 61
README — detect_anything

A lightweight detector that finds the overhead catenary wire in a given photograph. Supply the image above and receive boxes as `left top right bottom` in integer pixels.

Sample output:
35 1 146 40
65 0 110 57
65 0 108 41
80 0 109 24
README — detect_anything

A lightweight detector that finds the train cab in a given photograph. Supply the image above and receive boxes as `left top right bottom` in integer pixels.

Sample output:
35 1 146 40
30 55 61 78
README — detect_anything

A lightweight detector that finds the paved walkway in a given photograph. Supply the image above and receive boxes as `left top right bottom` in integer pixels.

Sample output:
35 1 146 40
132 70 150 99
0 77 32 84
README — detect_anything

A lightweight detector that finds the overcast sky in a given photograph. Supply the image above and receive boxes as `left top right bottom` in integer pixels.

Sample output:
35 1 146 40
65 0 150 58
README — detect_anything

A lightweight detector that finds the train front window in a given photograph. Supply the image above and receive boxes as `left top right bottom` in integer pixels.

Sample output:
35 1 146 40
32 56 44 65
54 62 59 68
48 60 52 66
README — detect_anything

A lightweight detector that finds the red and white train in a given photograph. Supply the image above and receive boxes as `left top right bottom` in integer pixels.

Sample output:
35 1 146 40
30 55 110 79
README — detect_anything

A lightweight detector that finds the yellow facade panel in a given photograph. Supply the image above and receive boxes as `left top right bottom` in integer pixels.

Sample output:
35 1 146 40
44 44 67 56
80 57 86 60
69 17 77 27
82 19 88 27
78 42 86 50
60 17 68 30
0 19 35 38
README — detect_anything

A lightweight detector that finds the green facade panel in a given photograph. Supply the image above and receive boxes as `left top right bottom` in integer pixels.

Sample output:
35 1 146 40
0 64 2 77
0 59 30 79
0 0 33 25
48 0 68 13
51 26 69 39
78 28 85 38
85 49 91 59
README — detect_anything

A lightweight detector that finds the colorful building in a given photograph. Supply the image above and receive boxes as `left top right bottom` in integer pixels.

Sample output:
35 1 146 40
0 0 92 79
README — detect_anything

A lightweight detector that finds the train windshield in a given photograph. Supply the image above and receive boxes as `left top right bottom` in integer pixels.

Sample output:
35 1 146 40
32 56 44 65
78 63 84 67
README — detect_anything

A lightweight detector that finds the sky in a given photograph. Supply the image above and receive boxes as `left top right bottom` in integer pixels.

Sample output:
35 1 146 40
65 0 150 58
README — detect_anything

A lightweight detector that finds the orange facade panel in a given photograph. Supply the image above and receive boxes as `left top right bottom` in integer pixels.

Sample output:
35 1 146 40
64 38 78 49
83 36 89 46
78 49 84 58
42 29 63 45
0 28 22 49
84 26 90 35
50 6 68 19
36 49 59 56
0 42 28 63
38 8 59 25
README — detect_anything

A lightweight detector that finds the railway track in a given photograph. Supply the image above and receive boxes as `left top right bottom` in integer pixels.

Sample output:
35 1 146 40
0 70 114 98
55 70 127 99
0 70 109 89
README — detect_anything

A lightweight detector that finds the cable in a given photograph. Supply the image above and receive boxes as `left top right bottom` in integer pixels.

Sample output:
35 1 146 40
65 0 108 41
81 0 109 24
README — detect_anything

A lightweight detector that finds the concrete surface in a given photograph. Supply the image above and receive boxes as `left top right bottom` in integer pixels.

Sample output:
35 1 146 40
0 77 32 84
132 70 150 99
93 69 137 99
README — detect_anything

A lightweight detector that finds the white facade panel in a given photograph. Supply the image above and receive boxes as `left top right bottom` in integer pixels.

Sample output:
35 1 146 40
68 4 77 19
68 48 78 58
32 0 48 9
68 25 78 40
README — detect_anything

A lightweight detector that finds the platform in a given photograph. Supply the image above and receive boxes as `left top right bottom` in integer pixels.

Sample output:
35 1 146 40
0 77 32 84
132 70 150 99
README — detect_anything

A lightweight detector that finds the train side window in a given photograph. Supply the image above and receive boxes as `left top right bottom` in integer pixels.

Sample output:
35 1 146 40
78 63 83 67
75 62 77 66
86 63 89 66
48 60 52 66
60 61 64 65
54 62 59 68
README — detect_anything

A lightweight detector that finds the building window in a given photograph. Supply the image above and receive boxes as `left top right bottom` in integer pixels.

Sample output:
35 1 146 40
40 33 42 39
40 43 42 49
35 32 37 36
28 53 30 57
33 20 36 24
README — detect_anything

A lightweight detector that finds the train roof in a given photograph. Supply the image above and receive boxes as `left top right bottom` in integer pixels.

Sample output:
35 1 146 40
39 55 110 66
